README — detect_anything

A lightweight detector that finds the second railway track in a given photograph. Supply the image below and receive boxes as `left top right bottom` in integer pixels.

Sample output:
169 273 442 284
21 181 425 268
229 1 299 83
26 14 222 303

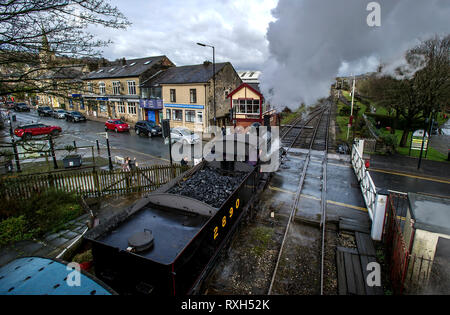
269 100 333 295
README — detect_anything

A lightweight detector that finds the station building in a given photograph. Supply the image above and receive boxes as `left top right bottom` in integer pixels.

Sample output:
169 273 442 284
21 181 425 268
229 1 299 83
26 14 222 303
226 83 265 128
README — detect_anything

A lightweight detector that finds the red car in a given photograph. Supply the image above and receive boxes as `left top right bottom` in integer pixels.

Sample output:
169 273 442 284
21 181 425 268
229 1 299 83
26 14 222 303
14 123 62 140
105 119 130 133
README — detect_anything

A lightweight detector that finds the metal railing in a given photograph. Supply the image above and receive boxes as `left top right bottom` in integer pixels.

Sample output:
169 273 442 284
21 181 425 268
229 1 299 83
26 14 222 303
351 143 377 220
0 164 189 200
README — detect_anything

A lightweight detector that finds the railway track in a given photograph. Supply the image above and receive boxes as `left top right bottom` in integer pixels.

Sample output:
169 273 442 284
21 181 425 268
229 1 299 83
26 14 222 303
269 100 332 295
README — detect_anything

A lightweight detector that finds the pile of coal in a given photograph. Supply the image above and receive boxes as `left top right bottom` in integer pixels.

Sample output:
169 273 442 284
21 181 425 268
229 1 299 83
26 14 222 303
168 166 246 208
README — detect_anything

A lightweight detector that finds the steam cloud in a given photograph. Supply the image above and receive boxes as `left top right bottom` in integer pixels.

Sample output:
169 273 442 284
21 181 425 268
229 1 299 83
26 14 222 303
260 0 450 109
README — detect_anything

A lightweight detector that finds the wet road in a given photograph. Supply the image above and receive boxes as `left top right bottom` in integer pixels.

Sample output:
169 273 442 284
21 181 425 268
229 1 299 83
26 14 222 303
1 110 171 163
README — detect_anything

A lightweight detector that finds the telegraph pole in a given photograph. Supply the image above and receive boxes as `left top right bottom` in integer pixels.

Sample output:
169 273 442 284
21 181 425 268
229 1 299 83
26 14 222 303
346 74 356 141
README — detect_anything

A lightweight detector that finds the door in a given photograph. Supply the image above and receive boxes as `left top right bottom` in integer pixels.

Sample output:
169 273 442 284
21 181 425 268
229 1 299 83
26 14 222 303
148 110 156 122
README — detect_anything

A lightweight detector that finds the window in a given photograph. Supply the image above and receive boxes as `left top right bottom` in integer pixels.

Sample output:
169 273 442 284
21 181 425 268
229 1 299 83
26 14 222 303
87 83 93 93
170 89 176 102
197 111 203 123
233 99 260 115
144 60 152 65
127 102 137 115
127 81 136 95
185 110 195 123
166 109 171 120
190 89 197 103
173 109 182 121
99 82 106 95
150 87 162 99
112 81 121 95
117 101 126 114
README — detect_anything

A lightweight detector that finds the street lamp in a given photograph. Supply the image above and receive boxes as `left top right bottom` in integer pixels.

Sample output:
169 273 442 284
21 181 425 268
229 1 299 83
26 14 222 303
197 42 216 126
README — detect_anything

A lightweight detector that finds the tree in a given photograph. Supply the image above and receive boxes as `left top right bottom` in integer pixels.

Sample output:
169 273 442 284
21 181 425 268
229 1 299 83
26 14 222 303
0 0 130 98
364 35 449 147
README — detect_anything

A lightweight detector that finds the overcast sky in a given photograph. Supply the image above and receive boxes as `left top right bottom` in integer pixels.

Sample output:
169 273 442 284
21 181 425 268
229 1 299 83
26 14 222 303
92 0 278 71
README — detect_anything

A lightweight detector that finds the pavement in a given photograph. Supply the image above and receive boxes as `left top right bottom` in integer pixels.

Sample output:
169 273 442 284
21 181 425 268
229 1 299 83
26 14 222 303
439 117 450 136
430 134 450 156
0 214 90 268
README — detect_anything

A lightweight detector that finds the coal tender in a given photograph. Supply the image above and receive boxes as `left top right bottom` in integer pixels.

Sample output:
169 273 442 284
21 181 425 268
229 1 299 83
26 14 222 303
84 160 259 295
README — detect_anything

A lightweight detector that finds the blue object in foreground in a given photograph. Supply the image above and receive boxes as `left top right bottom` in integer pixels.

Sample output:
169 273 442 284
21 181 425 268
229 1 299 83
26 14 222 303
0 257 115 295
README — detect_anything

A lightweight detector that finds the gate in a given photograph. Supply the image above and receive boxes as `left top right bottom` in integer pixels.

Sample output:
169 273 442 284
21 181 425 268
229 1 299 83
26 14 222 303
383 192 411 294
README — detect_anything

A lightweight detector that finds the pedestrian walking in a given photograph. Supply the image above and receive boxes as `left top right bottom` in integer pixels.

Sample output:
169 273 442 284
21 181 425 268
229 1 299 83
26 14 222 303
122 157 130 172
181 156 188 167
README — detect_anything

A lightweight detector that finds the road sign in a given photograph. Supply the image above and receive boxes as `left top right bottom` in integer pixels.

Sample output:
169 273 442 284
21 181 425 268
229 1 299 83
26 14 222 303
410 130 429 151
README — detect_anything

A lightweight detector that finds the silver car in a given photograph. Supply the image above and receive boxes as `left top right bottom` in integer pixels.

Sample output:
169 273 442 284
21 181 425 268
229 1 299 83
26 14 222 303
52 109 67 119
170 127 200 145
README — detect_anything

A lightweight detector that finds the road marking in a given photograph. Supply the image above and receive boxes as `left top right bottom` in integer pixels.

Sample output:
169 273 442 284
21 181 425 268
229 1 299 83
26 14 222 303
370 168 450 184
326 200 368 212
268 185 368 212
327 162 352 168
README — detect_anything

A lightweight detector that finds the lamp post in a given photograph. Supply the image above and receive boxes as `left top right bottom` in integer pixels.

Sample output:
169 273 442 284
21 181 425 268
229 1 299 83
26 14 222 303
197 42 216 126
8 113 21 172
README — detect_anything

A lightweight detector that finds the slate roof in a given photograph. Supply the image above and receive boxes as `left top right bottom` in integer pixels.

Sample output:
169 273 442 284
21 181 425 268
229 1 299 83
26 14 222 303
82 56 167 80
144 62 229 86
43 66 85 80
248 83 261 93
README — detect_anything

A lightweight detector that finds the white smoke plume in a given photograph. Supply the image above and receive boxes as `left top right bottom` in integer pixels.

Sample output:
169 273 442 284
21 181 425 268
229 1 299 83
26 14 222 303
260 0 450 109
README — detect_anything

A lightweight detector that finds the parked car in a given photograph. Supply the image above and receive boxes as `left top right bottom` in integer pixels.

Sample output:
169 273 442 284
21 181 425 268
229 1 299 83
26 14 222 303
37 106 53 117
14 103 30 112
105 119 130 132
65 111 86 122
14 123 62 140
170 127 200 145
5 102 15 110
134 121 162 137
52 109 67 119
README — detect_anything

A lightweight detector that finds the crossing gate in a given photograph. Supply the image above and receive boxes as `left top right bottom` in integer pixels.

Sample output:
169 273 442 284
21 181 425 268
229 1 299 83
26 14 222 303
351 141 388 241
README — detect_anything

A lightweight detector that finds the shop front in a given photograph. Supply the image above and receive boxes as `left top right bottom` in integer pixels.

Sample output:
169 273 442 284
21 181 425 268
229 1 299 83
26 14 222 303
140 99 163 124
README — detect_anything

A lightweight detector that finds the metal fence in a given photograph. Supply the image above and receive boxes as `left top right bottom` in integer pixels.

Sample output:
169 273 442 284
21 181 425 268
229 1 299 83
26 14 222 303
383 192 437 294
0 164 188 200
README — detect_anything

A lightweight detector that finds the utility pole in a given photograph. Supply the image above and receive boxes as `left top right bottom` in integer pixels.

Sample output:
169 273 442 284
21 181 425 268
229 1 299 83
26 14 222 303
418 111 433 170
346 74 356 141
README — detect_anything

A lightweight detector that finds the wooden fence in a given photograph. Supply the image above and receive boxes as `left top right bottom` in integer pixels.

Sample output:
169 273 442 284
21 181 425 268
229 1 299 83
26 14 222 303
0 164 188 200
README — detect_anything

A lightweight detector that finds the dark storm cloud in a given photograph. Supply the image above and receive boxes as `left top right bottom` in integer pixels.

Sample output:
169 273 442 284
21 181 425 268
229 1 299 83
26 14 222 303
260 0 450 109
